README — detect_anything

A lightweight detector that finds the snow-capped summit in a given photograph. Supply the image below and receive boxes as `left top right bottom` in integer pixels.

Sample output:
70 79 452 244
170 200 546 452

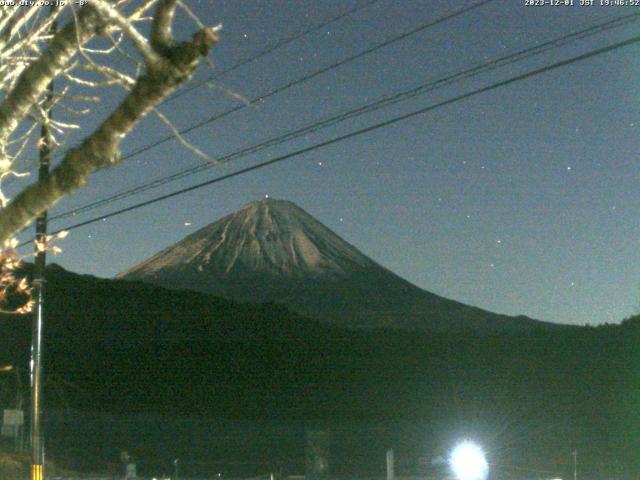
120 198 373 280
119 198 555 332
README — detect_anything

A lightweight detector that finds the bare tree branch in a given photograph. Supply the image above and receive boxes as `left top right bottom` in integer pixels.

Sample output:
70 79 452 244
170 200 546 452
151 0 178 51
0 10 219 242
90 0 161 67
0 4 102 161
153 107 214 163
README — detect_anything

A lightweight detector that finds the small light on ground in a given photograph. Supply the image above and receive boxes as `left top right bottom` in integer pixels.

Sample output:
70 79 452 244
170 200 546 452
450 441 488 480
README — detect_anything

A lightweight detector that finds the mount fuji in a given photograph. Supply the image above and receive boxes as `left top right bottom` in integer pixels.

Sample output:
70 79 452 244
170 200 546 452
118 198 556 332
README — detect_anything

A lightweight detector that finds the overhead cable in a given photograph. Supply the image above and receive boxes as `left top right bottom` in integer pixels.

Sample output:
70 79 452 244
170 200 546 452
51 10 640 221
25 33 640 245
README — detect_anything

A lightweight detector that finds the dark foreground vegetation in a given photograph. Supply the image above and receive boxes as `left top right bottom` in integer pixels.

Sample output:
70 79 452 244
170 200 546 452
1 265 638 478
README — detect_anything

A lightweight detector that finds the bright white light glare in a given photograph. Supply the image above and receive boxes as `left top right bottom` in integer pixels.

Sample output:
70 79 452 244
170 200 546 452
450 441 489 480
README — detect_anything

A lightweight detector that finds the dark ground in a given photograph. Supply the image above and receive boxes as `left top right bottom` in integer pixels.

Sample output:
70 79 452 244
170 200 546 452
0 265 638 479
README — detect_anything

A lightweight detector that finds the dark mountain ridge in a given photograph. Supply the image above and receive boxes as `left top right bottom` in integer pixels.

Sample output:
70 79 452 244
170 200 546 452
119 198 560 333
0 265 637 478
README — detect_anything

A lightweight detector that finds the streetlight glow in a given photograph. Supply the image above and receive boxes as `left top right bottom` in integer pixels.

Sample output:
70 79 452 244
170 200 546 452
449 441 489 480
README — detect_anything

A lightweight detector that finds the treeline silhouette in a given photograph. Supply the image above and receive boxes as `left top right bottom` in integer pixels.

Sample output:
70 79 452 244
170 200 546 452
0 265 638 478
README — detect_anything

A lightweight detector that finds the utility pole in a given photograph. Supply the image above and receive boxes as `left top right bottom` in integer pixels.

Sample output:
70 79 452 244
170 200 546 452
386 448 394 480
30 9 56 480
572 449 578 480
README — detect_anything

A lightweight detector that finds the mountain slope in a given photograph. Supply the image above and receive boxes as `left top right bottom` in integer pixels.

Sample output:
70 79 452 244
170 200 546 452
118 198 557 332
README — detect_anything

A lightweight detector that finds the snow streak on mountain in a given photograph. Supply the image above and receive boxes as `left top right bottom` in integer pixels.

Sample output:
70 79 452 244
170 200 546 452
121 198 374 280
119 198 557 332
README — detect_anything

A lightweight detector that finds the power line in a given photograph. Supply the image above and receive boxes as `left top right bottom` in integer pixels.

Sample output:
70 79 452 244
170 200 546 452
78 0 495 165
27 33 640 244
50 10 640 221
161 0 382 106
39 0 496 224
54 10 640 218
44 0 383 168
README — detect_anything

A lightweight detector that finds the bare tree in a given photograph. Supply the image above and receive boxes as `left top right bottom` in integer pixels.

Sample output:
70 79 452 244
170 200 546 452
0 0 219 245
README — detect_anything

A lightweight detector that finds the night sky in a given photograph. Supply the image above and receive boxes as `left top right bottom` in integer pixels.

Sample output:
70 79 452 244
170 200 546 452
13 0 640 326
